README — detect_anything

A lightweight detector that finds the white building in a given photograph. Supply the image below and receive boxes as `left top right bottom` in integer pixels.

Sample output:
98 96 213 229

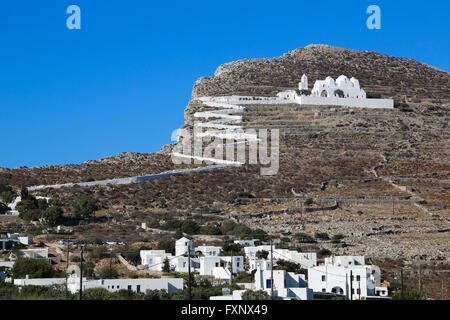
175 237 194 257
195 245 222 257
308 256 387 300
73 278 183 294
311 75 366 99
278 74 393 109
249 259 272 272
244 246 317 268
140 250 173 271
14 275 183 295
199 256 244 280
243 245 272 260
170 256 200 273
211 269 313 300
10 247 49 261
233 239 257 246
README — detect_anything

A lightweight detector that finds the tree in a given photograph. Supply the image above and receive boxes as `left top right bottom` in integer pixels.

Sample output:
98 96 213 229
318 248 332 257
41 206 63 226
99 266 118 279
72 199 97 219
147 219 160 228
0 202 9 215
256 250 269 260
234 271 253 283
12 258 56 279
162 257 171 273
0 184 16 204
275 259 307 276
157 239 175 255
241 289 270 300
144 289 170 300
294 233 316 243
82 287 112 300
181 220 200 234
331 234 344 243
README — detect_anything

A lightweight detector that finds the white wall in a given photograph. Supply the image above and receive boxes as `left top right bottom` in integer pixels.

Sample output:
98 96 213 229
296 95 393 109
307 264 381 299
68 278 183 294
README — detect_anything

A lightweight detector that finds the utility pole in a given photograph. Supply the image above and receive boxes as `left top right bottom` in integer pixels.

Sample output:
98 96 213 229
79 245 84 301
109 248 112 276
229 250 233 287
400 268 404 300
66 242 69 295
349 270 353 301
346 273 349 299
270 240 274 300
418 263 422 292
187 243 192 300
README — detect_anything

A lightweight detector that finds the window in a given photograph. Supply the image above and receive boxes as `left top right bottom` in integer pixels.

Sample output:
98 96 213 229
356 275 361 281
357 289 361 294
351 275 354 281
322 288 326 292
266 279 272 289
237 262 240 267
137 285 141 293
351 289 355 294
322 275 326 281
128 285 132 290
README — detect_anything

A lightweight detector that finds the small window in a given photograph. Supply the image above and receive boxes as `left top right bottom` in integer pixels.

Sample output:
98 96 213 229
351 275 354 281
137 285 141 293
322 288 326 292
357 289 361 294
322 275 326 281
351 289 355 294
128 285 132 290
237 262 240 267
266 279 272 289
356 275 361 281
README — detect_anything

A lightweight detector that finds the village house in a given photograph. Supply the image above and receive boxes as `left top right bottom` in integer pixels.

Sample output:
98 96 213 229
199 256 244 280
307 255 389 300
210 268 313 300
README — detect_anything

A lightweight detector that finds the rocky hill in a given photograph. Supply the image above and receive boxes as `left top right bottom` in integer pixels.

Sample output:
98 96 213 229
192 44 450 100
1 44 449 264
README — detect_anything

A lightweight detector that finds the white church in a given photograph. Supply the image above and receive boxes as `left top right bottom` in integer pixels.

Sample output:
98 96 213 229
277 74 393 109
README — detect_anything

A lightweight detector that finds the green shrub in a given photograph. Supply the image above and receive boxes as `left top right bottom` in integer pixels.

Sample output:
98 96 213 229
157 239 175 255
318 248 332 257
72 199 97 219
314 232 330 240
99 267 118 279
147 219 160 228
241 289 270 300
12 258 56 279
294 233 316 243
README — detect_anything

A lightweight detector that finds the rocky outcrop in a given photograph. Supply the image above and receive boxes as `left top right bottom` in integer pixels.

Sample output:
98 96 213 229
191 44 450 99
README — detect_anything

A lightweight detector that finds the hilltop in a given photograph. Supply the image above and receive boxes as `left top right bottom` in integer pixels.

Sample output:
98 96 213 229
1 44 449 265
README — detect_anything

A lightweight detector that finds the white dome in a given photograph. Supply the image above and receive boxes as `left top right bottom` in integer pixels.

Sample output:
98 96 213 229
336 75 348 84
325 76 335 84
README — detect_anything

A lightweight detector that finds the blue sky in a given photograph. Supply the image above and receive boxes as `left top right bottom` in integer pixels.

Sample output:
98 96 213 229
1 0 448 168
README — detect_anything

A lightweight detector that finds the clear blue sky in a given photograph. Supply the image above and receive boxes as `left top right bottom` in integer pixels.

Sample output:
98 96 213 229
1 0 448 168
